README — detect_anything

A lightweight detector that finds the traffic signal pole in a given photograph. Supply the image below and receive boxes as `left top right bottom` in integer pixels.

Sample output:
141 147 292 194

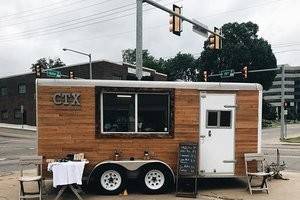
280 65 286 140
136 0 143 80
136 0 223 80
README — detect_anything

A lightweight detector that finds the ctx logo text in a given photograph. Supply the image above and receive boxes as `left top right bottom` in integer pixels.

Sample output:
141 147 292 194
52 93 81 106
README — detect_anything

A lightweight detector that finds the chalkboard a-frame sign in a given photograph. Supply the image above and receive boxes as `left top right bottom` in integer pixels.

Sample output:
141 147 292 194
176 142 199 198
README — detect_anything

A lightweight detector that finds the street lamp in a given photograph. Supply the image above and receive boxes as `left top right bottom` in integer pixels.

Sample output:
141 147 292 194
62 48 92 79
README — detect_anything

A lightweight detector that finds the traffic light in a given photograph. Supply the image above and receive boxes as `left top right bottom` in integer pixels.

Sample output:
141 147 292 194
284 101 290 109
69 71 74 79
169 4 182 36
34 65 41 78
242 66 248 79
207 27 221 50
203 71 208 82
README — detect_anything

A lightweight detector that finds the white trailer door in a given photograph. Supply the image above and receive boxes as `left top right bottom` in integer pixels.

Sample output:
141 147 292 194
199 93 236 175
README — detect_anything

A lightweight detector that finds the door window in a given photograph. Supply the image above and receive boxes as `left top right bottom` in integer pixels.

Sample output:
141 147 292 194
206 110 232 128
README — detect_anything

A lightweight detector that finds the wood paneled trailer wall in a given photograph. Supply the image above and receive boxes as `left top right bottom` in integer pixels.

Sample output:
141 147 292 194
37 82 260 177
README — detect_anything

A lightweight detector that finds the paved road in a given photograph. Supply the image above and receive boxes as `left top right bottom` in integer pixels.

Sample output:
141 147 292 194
0 127 36 172
0 125 300 172
261 124 300 171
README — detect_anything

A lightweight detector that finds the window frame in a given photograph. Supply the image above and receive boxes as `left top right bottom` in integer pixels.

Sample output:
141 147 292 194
101 92 170 134
18 84 26 94
0 87 8 96
14 109 22 119
206 110 232 129
96 87 175 138
1 110 9 120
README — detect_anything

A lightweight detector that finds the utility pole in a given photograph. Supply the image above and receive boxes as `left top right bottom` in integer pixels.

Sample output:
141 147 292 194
136 0 143 80
280 65 285 140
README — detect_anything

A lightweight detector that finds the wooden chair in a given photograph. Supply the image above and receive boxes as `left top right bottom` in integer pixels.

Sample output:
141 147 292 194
19 156 43 200
244 153 272 195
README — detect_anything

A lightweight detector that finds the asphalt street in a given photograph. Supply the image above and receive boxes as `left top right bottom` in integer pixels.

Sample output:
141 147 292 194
0 127 36 172
0 125 300 173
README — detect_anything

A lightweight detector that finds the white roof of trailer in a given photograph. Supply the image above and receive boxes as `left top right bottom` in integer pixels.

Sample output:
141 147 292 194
36 79 262 91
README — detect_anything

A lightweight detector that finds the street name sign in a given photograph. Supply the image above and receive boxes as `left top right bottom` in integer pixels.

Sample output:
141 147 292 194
220 69 235 78
47 70 61 78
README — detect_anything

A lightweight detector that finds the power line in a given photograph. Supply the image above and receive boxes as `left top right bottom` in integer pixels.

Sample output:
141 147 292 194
0 0 174 43
274 49 300 54
0 0 117 28
199 0 289 19
0 0 96 22
0 0 168 40
0 3 137 40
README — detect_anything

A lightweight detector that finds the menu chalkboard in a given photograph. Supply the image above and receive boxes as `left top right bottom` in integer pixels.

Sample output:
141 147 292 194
178 142 198 176
176 142 199 198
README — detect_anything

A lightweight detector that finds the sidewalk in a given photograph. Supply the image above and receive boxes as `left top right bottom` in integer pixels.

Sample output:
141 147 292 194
0 170 299 200
0 123 36 131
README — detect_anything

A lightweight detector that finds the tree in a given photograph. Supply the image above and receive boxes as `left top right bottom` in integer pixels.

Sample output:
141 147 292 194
198 22 277 90
30 57 65 72
122 49 199 81
262 100 277 120
164 53 198 81
122 49 165 73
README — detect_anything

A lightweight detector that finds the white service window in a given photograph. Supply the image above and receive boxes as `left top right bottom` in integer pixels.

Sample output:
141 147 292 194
138 94 169 132
102 92 170 134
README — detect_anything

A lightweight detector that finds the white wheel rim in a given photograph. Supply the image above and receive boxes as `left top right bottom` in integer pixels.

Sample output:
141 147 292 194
100 170 122 191
144 169 165 190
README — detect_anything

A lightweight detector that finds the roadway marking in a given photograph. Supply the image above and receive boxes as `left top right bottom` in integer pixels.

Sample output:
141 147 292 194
0 158 6 161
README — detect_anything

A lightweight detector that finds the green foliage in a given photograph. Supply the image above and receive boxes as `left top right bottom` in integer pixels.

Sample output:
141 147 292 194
122 49 165 73
199 22 277 90
30 57 65 72
164 53 198 81
262 100 277 120
122 49 199 81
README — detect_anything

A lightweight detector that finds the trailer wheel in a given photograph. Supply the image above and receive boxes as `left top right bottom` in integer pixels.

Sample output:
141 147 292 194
138 164 173 194
93 164 127 195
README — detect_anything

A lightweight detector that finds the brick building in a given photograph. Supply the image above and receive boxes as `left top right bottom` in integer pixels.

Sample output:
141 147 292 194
0 60 167 125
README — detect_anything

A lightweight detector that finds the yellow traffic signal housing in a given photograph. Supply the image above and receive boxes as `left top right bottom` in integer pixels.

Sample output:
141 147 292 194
169 5 182 36
207 27 221 50
242 66 248 79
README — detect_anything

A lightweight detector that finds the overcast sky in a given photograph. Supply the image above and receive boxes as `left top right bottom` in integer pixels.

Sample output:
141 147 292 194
0 0 299 77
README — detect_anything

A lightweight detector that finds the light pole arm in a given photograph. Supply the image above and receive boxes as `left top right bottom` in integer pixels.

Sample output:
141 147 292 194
63 48 90 57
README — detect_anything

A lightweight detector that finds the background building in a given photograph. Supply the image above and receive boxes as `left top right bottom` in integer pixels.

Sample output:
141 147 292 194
263 64 300 119
0 60 166 126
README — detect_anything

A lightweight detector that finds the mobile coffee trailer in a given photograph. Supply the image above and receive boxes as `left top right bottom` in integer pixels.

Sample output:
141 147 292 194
36 79 262 194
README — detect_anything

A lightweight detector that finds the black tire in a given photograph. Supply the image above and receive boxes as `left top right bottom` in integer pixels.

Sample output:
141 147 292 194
138 164 174 194
92 164 127 195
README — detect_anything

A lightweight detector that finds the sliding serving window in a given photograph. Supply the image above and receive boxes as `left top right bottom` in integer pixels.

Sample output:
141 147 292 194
102 93 135 132
101 92 170 134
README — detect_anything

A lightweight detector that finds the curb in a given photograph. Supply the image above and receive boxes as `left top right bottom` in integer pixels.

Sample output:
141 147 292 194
0 132 36 139
0 123 36 131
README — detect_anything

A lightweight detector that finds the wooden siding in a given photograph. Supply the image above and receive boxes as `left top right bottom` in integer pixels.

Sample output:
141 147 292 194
37 86 199 175
235 90 259 175
37 86 258 177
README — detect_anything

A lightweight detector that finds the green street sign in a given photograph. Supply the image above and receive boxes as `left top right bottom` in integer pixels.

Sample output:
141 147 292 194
220 69 234 78
47 70 61 78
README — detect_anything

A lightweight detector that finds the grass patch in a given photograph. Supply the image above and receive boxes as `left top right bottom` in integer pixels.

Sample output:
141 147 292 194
281 136 300 143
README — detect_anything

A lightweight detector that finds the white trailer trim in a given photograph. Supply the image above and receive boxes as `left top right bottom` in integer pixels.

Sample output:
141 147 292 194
258 90 262 153
36 79 263 91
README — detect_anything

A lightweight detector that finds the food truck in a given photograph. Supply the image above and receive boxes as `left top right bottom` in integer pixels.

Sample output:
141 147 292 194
36 79 262 194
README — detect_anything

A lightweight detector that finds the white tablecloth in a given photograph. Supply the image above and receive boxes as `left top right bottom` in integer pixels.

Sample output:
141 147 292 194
47 161 86 188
